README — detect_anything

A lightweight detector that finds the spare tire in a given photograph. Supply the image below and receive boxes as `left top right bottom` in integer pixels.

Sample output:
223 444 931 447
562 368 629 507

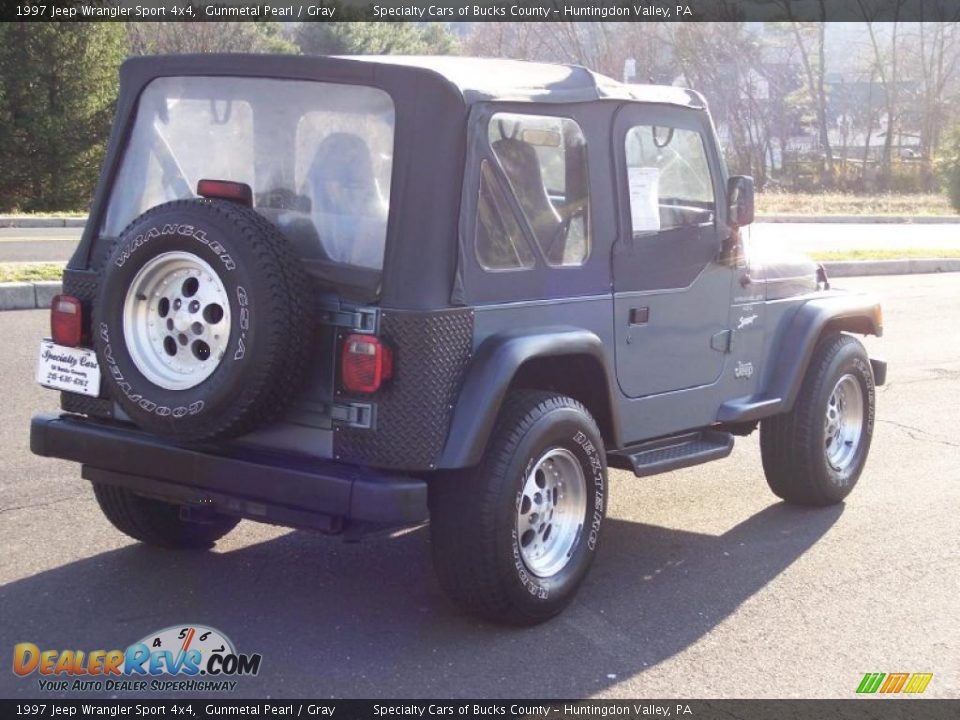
94 199 310 442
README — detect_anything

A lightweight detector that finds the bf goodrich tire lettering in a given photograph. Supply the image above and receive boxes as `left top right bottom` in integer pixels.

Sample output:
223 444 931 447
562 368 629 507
429 391 607 625
94 200 310 442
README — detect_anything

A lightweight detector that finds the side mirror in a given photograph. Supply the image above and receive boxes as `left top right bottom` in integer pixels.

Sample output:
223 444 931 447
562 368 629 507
727 175 755 228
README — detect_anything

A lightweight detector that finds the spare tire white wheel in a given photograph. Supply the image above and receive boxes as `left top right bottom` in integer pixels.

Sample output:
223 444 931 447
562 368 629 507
91 199 312 549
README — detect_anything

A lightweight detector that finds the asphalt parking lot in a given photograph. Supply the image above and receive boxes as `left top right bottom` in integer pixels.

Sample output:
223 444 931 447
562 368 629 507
1 274 957 699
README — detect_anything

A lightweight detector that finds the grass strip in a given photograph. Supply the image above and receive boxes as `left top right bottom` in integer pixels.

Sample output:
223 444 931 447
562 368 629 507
0 263 65 283
756 192 955 217
809 248 960 261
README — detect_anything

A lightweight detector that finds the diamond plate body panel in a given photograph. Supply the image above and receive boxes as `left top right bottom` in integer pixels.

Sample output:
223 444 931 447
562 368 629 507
611 430 734 477
62 268 99 303
61 392 113 419
634 438 719 465
334 308 474 469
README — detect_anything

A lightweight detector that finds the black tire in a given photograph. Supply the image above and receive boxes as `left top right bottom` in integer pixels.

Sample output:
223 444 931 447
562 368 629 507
429 391 607 625
760 333 876 506
93 483 239 549
94 200 310 442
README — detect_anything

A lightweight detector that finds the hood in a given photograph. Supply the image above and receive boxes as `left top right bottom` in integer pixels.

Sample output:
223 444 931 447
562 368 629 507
746 243 818 301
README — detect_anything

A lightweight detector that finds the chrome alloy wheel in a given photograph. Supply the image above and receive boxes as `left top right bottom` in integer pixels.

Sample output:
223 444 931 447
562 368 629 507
122 252 231 391
824 374 865 473
516 447 587 578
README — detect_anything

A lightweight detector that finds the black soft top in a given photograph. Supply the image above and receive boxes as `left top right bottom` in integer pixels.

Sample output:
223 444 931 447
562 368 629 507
113 53 705 112
76 54 706 309
342 55 705 107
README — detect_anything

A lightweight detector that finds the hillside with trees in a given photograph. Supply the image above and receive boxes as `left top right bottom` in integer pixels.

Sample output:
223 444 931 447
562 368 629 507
1 20 958 212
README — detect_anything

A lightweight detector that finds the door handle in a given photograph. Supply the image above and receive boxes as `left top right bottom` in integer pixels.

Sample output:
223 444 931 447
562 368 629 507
629 307 650 325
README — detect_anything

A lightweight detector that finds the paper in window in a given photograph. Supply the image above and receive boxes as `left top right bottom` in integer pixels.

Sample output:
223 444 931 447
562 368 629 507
628 167 660 233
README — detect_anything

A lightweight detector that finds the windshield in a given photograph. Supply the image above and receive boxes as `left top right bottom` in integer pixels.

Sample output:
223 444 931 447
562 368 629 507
104 76 396 270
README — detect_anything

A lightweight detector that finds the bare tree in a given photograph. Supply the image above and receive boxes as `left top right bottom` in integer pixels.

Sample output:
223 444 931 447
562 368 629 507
914 21 960 161
787 20 834 181
464 22 673 82
856 0 905 188
464 23 556 63
663 23 775 187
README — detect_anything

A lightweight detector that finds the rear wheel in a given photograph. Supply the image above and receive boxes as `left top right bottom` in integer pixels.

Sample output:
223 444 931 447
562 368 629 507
760 333 876 506
93 483 238 549
429 391 606 625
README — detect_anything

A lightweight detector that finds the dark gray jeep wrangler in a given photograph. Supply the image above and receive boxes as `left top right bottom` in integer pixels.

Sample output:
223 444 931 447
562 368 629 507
31 55 886 625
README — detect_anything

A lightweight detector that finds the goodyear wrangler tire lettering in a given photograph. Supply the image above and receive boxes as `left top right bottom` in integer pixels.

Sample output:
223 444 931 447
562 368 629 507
94 199 310 442
429 390 607 625
101 322 208 421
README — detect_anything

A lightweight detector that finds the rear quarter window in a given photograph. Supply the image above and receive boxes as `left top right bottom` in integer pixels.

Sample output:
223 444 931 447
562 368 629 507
475 112 591 270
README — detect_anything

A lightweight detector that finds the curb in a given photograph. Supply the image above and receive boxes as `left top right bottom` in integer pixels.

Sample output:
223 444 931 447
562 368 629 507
0 216 86 228
821 258 960 277
3 214 960 228
0 281 62 311
1 259 958 312
758 214 960 224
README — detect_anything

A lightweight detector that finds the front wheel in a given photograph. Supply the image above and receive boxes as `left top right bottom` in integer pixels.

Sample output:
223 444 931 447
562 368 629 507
760 333 876 506
429 391 607 625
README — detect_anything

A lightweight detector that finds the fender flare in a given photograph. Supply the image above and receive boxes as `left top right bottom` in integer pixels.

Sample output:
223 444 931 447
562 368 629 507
437 327 617 469
720 293 883 423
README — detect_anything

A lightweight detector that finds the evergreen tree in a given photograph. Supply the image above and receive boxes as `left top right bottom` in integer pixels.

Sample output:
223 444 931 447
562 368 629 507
126 21 296 56
0 22 126 212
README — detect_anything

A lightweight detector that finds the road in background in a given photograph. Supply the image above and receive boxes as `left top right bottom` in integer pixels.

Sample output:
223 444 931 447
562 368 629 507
0 227 80 263
750 222 960 253
1 274 957 699
2 223 960 264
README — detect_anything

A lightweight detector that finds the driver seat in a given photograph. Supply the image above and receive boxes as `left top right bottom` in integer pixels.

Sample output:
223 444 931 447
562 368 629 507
491 137 564 252
305 133 384 216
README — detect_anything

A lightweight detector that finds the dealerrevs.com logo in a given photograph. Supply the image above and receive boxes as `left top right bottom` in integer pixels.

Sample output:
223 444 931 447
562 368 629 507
13 624 262 693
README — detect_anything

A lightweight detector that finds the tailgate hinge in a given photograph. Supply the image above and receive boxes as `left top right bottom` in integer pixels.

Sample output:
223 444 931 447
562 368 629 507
331 401 375 429
290 400 376 430
317 307 379 334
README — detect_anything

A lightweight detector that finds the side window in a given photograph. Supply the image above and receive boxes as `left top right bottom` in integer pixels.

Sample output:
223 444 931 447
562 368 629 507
483 112 590 267
624 125 715 235
475 160 535 271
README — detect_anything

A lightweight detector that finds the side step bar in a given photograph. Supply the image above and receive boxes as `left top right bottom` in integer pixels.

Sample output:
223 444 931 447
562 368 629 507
608 430 734 478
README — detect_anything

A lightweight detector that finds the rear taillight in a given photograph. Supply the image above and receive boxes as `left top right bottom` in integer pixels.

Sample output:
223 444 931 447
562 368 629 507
341 334 393 394
197 179 253 206
51 295 83 347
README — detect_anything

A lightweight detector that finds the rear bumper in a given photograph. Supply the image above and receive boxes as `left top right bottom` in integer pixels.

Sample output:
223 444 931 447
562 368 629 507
30 413 428 531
